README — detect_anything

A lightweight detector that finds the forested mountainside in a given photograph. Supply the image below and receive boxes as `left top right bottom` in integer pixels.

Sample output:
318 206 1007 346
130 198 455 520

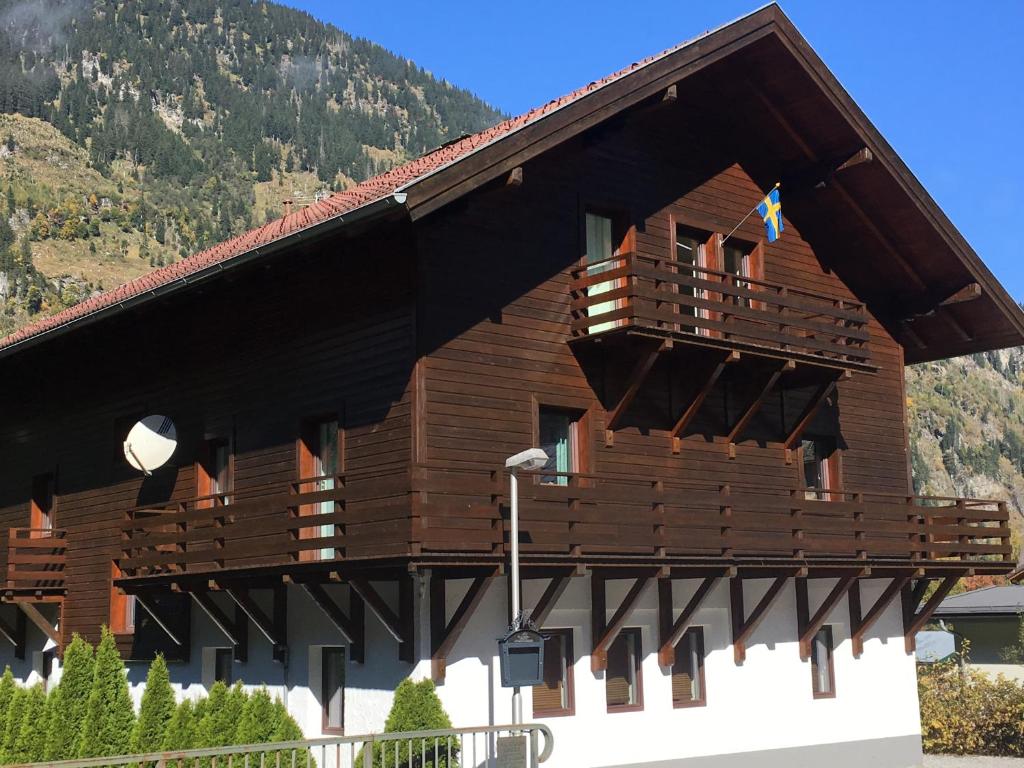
0 0 503 334
908 348 1024 546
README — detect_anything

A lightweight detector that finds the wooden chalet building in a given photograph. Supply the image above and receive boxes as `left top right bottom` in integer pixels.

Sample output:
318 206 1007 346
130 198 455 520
1 6 1020 767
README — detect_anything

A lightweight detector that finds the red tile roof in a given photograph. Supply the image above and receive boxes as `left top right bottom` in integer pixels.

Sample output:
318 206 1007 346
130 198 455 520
0 23 720 355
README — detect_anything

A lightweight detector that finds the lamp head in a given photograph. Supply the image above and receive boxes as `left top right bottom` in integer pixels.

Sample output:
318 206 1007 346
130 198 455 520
505 448 549 472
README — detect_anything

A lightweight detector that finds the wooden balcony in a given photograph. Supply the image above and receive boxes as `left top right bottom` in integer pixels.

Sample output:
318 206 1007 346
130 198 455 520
569 253 873 373
411 466 1012 573
4 528 67 601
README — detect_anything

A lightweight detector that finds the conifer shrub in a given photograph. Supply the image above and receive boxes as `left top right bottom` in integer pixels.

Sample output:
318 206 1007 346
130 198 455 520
78 627 136 758
0 667 15 728
132 653 175 755
45 633 95 760
161 699 196 752
1 686 28 762
235 687 276 745
10 684 48 764
358 679 457 768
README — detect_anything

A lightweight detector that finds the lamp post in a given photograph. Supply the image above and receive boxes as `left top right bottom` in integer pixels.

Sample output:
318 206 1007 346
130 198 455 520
504 448 548 724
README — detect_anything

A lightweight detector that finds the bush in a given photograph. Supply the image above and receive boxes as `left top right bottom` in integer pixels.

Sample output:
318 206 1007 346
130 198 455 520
919 657 1024 756
0 667 15 725
45 633 95 760
78 627 136 758
162 699 197 751
358 679 456 768
10 684 48 763
1 687 28 762
133 654 175 754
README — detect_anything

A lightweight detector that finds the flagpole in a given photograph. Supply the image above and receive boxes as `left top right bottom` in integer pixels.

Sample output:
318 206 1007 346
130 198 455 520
722 182 780 246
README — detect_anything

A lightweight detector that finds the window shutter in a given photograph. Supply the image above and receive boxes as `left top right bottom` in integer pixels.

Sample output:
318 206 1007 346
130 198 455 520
671 669 695 704
532 635 565 712
605 633 633 707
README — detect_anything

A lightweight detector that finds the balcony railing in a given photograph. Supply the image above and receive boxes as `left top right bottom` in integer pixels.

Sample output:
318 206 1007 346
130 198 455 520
119 469 410 577
410 466 1012 567
5 528 67 596
569 253 872 370
117 466 1012 579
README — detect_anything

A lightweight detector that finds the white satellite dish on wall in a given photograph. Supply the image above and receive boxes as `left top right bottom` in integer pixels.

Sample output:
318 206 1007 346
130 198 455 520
123 415 177 475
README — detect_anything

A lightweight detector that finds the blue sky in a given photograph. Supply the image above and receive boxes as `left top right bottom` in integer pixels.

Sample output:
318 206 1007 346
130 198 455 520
285 0 1024 300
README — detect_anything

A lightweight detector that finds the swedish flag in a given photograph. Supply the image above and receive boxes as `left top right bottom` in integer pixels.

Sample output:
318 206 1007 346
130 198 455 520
757 187 784 243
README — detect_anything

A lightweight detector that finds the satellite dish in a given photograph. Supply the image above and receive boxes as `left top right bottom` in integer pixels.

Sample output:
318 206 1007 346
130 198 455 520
123 415 177 475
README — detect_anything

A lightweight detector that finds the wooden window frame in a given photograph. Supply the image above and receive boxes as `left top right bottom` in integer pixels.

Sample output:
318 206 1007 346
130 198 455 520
798 436 842 500
605 627 644 714
532 398 592 486
297 414 344 561
196 437 233 508
671 626 707 709
811 625 836 699
30 472 55 533
321 646 346 734
532 628 575 718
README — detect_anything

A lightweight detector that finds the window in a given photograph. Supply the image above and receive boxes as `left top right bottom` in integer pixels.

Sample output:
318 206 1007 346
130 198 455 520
606 628 642 712
674 225 715 333
583 210 632 334
322 647 346 733
214 648 233 684
30 473 54 533
722 242 753 308
198 439 232 506
811 626 835 698
109 562 135 634
671 627 706 708
298 418 341 561
533 630 574 717
801 437 838 500
538 408 580 486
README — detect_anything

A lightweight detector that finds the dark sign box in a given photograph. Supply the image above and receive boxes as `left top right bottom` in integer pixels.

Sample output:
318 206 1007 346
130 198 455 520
499 628 545 687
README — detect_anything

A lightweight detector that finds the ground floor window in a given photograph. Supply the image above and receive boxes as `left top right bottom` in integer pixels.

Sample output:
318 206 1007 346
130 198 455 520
671 626 706 707
322 646 345 733
214 648 233 685
533 629 574 717
606 628 643 712
811 625 835 698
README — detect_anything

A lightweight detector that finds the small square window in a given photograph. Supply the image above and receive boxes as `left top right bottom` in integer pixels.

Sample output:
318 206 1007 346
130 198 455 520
322 647 345 733
811 626 835 698
671 627 706 708
606 628 643 712
214 648 233 685
532 630 574 717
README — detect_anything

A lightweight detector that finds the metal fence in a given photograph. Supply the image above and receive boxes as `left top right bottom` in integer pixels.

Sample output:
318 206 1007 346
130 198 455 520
5 723 554 768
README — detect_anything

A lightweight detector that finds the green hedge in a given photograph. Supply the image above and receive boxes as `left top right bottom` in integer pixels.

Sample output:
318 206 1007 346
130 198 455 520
0 629 307 764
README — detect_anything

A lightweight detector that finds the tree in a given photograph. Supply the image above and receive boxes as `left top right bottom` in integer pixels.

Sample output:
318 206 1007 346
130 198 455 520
0 667 15 721
1 686 29 762
132 653 175 754
10 684 48 764
44 633 94 760
235 687 276 745
78 627 135 758
358 679 456 768
161 699 196 751
5 185 13 215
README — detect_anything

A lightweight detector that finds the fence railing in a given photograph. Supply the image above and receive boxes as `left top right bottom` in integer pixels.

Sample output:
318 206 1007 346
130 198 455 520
3 723 554 768
410 466 1012 565
5 528 67 594
569 252 872 369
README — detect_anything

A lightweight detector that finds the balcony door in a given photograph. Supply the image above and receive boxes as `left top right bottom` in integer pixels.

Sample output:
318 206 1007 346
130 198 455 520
30 473 54 537
299 418 340 561
674 226 718 335
584 211 632 334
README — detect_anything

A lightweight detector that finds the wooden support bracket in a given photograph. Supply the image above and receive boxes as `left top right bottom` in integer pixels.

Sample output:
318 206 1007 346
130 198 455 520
671 351 737 452
658 577 718 666
730 576 788 664
350 576 416 662
591 574 652 672
191 591 248 662
940 283 982 307
17 602 58 645
301 582 365 664
795 575 858 660
430 572 495 681
783 372 846 450
849 574 911 657
506 167 523 187
902 575 959 654
727 361 792 444
606 341 665 441
529 571 573 628
0 606 26 660
134 594 184 646
224 585 288 664
834 147 874 174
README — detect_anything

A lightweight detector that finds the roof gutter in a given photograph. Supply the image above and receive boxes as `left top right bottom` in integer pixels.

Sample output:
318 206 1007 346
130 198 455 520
0 192 409 361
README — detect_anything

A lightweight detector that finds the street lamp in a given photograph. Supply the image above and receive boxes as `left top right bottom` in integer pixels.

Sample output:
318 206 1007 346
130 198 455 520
504 447 548 724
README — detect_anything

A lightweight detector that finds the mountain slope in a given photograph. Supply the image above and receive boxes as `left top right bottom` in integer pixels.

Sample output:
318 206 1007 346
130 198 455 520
0 0 503 334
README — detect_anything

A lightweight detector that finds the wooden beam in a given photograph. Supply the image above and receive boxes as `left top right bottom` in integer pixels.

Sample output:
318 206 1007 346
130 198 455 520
903 575 959 654
301 583 365 664
591 575 652 672
671 351 737 450
431 574 494 681
796 575 858 660
662 83 678 102
834 147 873 173
939 283 981 307
658 577 718 666
190 591 246 661
727 362 791 444
17 602 58 645
350 576 416 661
506 166 523 187
529 572 573 628
134 594 183 646
849 575 911 657
606 341 665 435
940 308 973 342
783 373 845 450
730 576 788 664
224 586 287 663
0 607 25 660
900 320 927 350
349 578 403 643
